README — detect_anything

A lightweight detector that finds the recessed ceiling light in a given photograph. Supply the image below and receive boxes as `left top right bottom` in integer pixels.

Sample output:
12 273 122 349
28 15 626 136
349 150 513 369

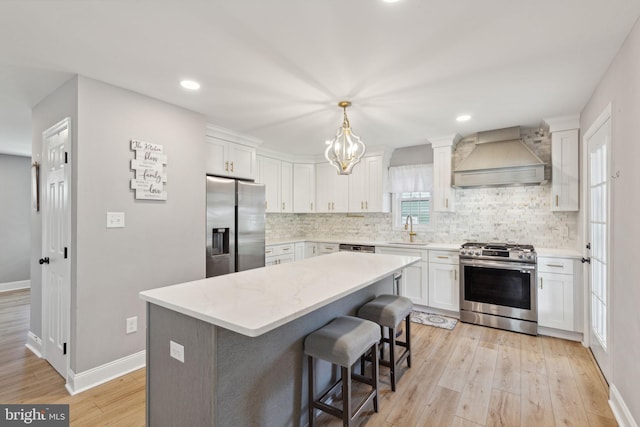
456 114 472 122
180 80 201 90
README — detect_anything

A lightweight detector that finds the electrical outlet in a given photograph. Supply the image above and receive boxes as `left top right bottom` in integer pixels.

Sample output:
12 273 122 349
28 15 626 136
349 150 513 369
126 316 137 334
170 340 184 363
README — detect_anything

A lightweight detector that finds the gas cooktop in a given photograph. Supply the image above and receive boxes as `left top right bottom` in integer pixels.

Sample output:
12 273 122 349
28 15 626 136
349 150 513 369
459 242 536 263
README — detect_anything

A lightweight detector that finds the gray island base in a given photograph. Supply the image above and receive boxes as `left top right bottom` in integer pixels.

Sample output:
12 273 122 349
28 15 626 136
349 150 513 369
141 252 420 426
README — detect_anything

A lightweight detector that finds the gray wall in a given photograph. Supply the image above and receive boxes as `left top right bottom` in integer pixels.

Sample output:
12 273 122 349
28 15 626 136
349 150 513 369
0 154 31 284
73 76 206 373
580 18 640 422
32 75 206 374
31 76 78 338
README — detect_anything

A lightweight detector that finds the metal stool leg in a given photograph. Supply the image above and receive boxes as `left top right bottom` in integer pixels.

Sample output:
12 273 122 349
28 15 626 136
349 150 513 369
308 355 315 427
389 326 397 392
372 342 379 413
342 365 351 427
406 314 412 368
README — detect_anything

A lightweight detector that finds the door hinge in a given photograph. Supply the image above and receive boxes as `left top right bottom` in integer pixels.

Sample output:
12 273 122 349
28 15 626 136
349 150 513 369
64 247 68 259
63 343 67 355
586 243 591 250
64 152 68 164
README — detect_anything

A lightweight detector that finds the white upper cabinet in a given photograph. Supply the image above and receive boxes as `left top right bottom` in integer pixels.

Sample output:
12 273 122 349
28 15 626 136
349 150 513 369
430 135 460 212
256 155 293 213
293 163 316 213
281 161 293 213
205 136 256 180
551 129 579 211
315 163 349 213
348 156 390 213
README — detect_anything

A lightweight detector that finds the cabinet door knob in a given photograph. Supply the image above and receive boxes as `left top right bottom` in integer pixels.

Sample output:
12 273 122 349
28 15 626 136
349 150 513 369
225 161 229 171
365 201 368 210
556 195 559 207
540 277 543 290
361 201 364 210
230 162 234 172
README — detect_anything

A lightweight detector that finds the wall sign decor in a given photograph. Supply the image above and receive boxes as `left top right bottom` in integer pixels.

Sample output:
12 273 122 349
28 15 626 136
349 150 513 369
130 139 168 200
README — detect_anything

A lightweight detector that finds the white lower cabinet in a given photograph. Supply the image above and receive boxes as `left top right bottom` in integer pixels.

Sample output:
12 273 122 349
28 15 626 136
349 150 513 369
428 251 460 311
265 243 295 266
376 247 428 306
537 257 575 331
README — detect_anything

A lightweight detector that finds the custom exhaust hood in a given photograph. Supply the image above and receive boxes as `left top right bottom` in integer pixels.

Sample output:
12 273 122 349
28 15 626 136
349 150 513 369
453 126 545 188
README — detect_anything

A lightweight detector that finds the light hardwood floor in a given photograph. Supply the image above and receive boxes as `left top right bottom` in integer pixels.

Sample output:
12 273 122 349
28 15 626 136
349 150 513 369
1 289 615 426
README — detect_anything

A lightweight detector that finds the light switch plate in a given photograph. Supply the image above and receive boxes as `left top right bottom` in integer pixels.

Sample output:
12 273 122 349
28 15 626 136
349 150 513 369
106 212 125 228
170 340 184 363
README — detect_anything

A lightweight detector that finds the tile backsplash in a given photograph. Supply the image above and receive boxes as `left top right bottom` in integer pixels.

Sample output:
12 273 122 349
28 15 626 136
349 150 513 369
267 183 578 249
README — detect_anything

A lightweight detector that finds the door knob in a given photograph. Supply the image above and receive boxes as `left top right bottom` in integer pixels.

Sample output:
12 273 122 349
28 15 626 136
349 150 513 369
39 257 50 265
581 257 591 264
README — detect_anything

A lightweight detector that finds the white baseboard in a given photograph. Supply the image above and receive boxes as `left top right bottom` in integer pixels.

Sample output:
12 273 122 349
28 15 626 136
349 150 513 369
610 384 638 427
537 326 583 342
25 331 43 358
0 280 30 293
65 350 146 395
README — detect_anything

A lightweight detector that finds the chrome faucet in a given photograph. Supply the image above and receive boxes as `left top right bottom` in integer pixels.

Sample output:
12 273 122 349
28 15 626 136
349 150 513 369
404 215 417 243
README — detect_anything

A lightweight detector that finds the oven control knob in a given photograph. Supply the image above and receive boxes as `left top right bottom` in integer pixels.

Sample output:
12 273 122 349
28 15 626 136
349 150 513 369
474 251 481 256
518 254 524 259
460 250 466 255
526 253 533 260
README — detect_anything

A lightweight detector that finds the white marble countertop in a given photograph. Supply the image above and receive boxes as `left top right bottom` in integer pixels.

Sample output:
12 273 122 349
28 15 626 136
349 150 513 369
140 252 420 338
266 238 579 256
266 238 462 251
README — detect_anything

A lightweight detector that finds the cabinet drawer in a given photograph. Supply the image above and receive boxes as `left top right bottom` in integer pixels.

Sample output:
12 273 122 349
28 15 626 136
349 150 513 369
276 244 294 256
428 251 459 265
538 257 574 275
376 247 427 260
265 246 275 256
318 243 339 254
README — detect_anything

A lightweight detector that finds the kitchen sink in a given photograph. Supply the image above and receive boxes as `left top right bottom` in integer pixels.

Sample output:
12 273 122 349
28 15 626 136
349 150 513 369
383 241 429 246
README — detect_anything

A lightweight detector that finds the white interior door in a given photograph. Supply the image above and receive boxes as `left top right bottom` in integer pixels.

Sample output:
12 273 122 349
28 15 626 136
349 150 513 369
42 118 71 379
585 108 611 383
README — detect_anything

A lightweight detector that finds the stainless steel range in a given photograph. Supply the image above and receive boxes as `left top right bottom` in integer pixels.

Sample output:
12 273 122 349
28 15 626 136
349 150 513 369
459 242 538 335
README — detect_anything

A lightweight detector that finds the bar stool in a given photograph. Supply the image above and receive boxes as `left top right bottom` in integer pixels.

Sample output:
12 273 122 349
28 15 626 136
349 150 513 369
357 294 413 391
304 316 381 427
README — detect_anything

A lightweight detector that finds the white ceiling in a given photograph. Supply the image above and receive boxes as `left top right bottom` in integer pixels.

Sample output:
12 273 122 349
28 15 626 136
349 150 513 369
1 1 639 157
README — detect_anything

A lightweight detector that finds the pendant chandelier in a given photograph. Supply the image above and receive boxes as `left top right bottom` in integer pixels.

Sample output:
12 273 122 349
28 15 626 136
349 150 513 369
324 101 366 175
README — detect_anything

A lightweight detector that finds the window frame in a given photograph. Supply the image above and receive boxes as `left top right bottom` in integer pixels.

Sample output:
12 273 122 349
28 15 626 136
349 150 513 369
392 191 433 230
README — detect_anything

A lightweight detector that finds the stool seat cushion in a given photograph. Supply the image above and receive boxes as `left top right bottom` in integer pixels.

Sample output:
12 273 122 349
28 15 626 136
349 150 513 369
304 316 381 367
357 295 413 328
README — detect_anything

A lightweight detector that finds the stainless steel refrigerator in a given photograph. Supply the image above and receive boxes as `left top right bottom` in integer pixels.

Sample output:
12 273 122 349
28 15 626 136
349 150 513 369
206 176 266 278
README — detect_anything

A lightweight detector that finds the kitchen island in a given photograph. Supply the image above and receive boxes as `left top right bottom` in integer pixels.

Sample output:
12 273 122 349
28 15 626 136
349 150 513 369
140 251 420 427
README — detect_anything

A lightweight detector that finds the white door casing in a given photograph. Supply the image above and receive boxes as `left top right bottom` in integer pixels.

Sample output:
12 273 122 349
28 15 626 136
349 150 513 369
583 105 612 383
42 118 71 379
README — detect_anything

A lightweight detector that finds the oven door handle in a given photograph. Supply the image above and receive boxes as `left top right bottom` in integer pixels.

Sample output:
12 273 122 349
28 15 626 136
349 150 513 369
459 259 536 272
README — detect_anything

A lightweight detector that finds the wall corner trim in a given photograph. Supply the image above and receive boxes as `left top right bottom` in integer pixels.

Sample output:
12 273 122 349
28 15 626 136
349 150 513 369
610 384 638 427
25 331 42 358
0 280 31 293
65 350 146 395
